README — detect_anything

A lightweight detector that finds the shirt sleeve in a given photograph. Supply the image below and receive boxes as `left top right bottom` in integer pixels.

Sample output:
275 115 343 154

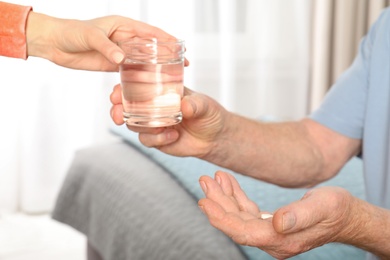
0 1 32 59
309 8 389 139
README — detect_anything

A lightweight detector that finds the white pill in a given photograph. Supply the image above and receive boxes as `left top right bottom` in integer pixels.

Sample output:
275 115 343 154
260 213 273 220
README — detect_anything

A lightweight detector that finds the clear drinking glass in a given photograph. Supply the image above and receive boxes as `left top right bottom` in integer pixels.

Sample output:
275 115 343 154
118 38 185 127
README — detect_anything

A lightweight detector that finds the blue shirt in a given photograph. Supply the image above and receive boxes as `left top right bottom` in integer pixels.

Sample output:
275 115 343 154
310 7 390 260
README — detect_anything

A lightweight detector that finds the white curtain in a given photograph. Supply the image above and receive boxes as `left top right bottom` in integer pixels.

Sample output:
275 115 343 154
0 0 311 213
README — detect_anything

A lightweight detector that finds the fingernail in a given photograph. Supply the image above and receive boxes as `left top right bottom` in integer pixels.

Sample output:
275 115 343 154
200 181 207 193
113 52 124 64
282 212 296 232
215 175 221 185
188 98 197 116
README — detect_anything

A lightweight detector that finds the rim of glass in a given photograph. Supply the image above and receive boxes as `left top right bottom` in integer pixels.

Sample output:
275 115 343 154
118 38 185 46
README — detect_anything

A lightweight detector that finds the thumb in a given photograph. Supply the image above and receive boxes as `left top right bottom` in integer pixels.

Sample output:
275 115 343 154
101 40 125 64
273 189 327 234
86 29 125 65
181 91 210 120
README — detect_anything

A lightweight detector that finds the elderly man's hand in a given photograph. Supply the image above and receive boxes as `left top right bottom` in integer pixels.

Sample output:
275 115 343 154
198 171 360 259
110 86 230 158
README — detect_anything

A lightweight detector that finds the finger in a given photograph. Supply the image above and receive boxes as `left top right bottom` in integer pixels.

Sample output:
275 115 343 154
199 175 241 213
138 128 179 147
126 125 165 134
198 198 246 238
214 171 234 196
198 198 266 246
226 173 261 216
111 105 125 125
88 16 176 65
181 92 209 120
216 172 261 216
110 84 122 105
214 171 261 216
85 28 126 65
204 173 261 221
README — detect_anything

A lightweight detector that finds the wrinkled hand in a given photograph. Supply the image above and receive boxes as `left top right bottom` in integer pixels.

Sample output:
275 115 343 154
198 171 358 259
110 86 230 158
26 12 175 71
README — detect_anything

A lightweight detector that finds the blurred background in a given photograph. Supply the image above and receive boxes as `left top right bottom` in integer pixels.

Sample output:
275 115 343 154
0 0 388 259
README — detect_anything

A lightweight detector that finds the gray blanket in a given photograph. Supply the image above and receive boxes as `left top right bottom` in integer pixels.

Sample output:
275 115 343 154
52 141 246 260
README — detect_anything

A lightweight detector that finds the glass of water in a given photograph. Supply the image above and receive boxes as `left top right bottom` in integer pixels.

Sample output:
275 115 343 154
118 38 185 127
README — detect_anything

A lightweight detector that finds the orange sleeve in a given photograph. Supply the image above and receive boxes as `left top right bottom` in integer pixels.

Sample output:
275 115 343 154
0 1 32 59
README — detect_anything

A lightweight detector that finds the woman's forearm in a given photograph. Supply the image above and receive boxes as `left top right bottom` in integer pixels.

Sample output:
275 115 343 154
25 11 61 60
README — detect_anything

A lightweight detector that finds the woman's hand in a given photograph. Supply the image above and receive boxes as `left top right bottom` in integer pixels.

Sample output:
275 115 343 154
26 12 175 71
